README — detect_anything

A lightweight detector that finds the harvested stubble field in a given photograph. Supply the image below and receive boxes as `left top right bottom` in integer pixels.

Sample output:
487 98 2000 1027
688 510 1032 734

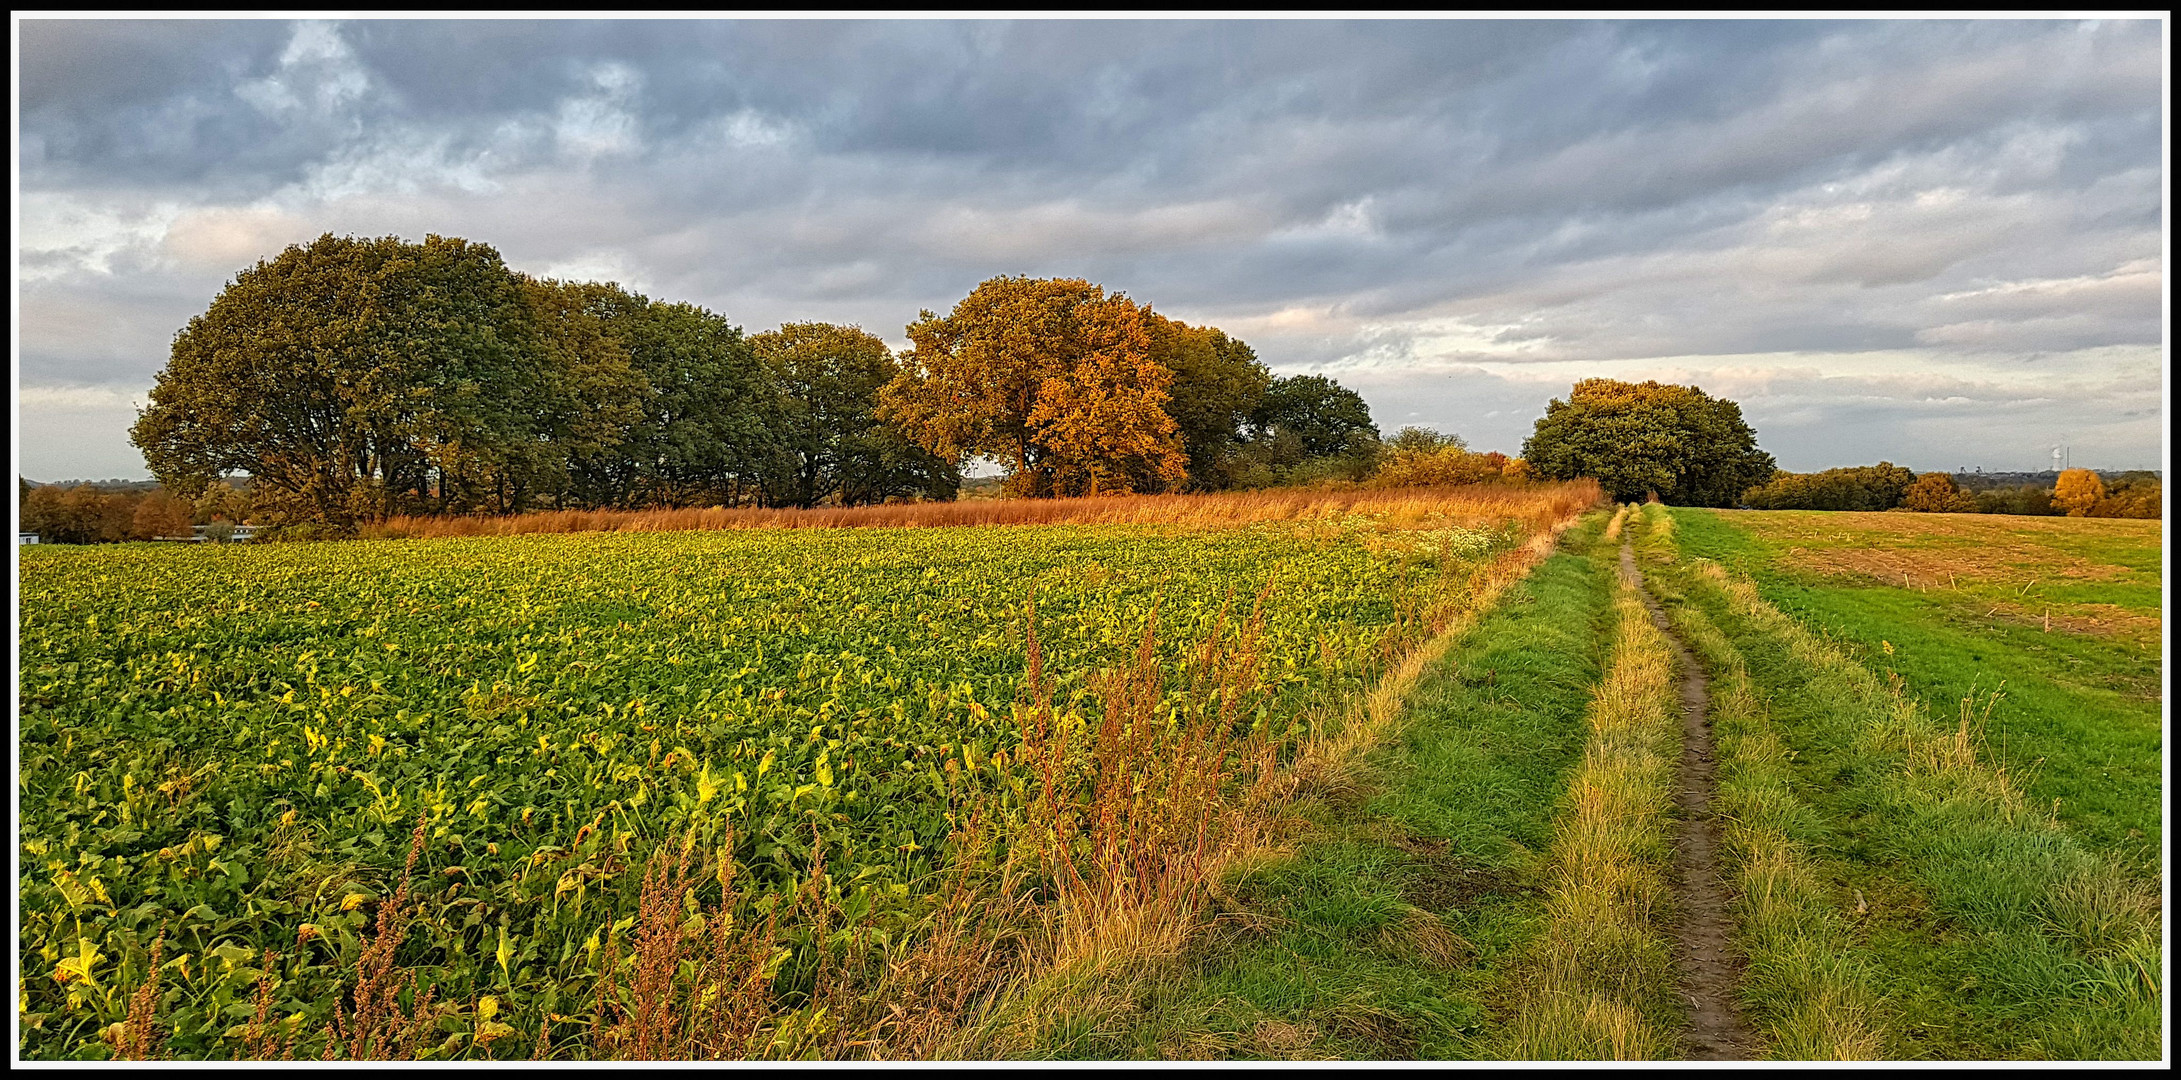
16 482 1595 1061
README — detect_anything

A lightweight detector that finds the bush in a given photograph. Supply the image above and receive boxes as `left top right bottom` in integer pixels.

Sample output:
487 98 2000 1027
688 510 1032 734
1371 427 1519 488
1900 473 1978 513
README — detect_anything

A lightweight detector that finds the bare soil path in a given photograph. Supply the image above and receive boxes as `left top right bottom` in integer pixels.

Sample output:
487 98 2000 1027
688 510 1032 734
1619 542 1758 1061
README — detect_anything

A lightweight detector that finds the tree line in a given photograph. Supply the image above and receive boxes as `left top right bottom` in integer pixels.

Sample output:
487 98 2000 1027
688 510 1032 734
1509 378 2161 518
114 229 2144 538
126 234 1389 529
17 479 255 545
1741 464 2158 517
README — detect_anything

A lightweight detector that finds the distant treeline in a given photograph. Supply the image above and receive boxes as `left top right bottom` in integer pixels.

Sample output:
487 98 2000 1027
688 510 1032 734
16 479 256 545
1740 464 2160 518
125 234 1398 530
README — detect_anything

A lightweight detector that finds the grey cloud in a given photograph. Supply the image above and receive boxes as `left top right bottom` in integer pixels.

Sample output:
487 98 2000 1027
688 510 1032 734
15 17 2166 479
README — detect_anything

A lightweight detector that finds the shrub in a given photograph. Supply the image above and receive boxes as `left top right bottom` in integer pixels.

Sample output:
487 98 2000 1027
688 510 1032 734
1371 427 1517 488
1900 473 1978 513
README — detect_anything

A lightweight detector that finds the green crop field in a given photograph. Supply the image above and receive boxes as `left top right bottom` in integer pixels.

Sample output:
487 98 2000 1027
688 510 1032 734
17 510 1524 1060
1666 509 2163 867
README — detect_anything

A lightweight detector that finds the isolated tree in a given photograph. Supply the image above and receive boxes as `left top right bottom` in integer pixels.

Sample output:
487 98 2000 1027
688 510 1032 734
1522 379 1773 506
2052 468 2107 517
1900 472 1978 513
880 276 1186 498
753 322 957 507
131 233 549 526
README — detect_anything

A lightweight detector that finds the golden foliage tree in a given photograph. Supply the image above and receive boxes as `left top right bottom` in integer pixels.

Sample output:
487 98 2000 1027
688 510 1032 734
1370 426 1518 488
1901 472 1978 513
2051 468 2107 517
879 276 1186 498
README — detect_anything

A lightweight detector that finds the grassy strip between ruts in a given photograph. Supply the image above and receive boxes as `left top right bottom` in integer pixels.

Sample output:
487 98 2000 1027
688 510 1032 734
980 509 1618 1058
1628 503 2161 1061
1495 505 1683 1059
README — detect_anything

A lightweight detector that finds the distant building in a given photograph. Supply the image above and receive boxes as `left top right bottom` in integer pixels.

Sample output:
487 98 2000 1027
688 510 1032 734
17 532 38 545
191 523 264 543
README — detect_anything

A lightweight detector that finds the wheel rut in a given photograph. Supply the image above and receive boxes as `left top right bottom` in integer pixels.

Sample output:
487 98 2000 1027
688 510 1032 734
1619 541 1757 1061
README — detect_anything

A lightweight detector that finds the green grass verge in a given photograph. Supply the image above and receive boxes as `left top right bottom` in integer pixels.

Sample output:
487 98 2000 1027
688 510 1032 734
1018 513 1619 1059
1492 527 1683 1060
1666 509 2161 868
1632 505 2161 1061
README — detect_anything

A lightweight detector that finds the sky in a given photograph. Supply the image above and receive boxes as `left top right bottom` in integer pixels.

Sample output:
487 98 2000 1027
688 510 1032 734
13 16 2169 482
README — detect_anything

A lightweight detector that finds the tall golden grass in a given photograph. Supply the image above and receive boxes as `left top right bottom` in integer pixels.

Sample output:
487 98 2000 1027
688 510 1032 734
363 482 1600 542
1602 504 1630 542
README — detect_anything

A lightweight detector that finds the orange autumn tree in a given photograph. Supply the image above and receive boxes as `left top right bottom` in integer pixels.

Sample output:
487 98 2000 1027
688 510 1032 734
1901 471 1978 513
879 276 1187 498
2051 468 2106 517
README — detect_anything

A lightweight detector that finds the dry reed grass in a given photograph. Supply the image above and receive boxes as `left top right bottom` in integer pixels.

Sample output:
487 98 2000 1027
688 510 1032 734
363 482 1601 542
1602 503 1631 542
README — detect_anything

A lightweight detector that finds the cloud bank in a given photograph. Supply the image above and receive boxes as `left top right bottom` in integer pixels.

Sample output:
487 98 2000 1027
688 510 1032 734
17 17 2165 480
